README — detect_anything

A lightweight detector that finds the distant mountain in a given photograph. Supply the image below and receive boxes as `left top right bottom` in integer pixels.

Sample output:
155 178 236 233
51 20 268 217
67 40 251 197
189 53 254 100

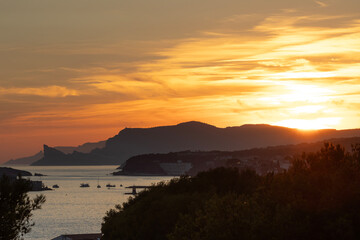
115 136 360 176
31 121 360 166
54 141 107 154
4 151 44 165
5 140 106 165
32 144 117 166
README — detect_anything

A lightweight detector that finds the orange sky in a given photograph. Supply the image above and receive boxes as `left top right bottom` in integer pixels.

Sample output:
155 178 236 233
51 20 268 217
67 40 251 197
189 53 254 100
1 0 360 162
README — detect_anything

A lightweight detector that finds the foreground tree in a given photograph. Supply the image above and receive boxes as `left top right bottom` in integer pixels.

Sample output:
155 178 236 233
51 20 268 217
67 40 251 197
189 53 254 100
102 142 360 240
101 168 259 240
0 176 46 240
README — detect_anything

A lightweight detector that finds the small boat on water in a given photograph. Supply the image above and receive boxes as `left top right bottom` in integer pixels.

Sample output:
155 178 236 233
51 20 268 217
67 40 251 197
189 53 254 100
97 177 101 188
80 183 90 188
106 183 115 188
52 184 59 188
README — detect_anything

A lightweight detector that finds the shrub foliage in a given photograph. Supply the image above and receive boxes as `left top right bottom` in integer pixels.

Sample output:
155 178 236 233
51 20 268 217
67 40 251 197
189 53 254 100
102 143 360 240
0 176 45 240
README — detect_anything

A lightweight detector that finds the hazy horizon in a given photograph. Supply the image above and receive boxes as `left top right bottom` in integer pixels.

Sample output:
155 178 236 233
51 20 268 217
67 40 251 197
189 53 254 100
1 0 360 162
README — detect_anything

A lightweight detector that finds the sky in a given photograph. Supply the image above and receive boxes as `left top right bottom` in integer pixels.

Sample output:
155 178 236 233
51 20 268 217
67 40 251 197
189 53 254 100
1 0 360 162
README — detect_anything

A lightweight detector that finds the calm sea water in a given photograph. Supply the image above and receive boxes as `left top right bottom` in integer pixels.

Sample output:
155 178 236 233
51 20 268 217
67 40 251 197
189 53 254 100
7 166 173 240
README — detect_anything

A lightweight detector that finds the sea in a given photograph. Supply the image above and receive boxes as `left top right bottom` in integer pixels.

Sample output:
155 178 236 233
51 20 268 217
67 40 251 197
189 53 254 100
4 165 173 240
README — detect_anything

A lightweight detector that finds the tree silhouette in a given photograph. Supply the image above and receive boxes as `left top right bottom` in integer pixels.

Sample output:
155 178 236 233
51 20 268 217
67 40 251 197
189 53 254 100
102 142 360 240
0 175 45 240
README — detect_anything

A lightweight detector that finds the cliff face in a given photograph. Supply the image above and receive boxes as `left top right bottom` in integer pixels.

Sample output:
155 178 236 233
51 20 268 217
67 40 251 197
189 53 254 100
5 140 106 166
32 145 117 166
31 121 360 166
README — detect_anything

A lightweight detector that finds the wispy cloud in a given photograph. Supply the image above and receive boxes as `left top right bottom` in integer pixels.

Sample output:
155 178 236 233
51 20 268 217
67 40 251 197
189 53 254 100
3 13 359 132
3 12 354 133
0 86 79 97
315 0 329 8
117 13 360 129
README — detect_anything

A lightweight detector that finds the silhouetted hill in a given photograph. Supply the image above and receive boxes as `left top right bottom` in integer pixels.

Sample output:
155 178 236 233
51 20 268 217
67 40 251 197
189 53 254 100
0 167 32 177
54 141 106 154
5 140 106 165
116 136 360 176
31 121 360 166
4 151 44 165
32 144 117 166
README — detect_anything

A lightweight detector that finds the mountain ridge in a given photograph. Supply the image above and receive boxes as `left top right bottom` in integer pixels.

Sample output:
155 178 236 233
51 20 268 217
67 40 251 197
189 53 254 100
31 121 360 166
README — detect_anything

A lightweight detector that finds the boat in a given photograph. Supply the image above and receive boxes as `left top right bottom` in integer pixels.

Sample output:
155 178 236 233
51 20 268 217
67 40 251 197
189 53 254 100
52 184 59 188
97 177 101 188
106 183 115 188
80 183 90 188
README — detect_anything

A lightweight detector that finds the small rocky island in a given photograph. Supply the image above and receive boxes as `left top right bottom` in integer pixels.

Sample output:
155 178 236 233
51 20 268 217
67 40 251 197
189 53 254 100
0 167 32 178
0 167 51 191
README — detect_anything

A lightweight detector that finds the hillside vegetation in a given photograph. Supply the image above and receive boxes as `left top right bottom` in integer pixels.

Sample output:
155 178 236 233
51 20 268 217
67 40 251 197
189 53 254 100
102 142 360 240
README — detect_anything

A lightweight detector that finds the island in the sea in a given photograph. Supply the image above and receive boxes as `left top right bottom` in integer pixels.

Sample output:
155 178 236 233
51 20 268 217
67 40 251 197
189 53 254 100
0 167 51 191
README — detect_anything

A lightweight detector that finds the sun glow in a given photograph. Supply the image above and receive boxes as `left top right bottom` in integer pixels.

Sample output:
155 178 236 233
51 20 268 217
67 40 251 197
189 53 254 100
270 71 336 79
274 117 342 130
289 105 325 114
280 82 335 103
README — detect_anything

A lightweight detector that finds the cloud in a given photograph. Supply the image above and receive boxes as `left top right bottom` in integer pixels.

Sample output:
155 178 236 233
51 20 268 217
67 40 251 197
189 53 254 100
0 86 80 97
2 12 358 133
314 0 328 8
107 13 359 130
